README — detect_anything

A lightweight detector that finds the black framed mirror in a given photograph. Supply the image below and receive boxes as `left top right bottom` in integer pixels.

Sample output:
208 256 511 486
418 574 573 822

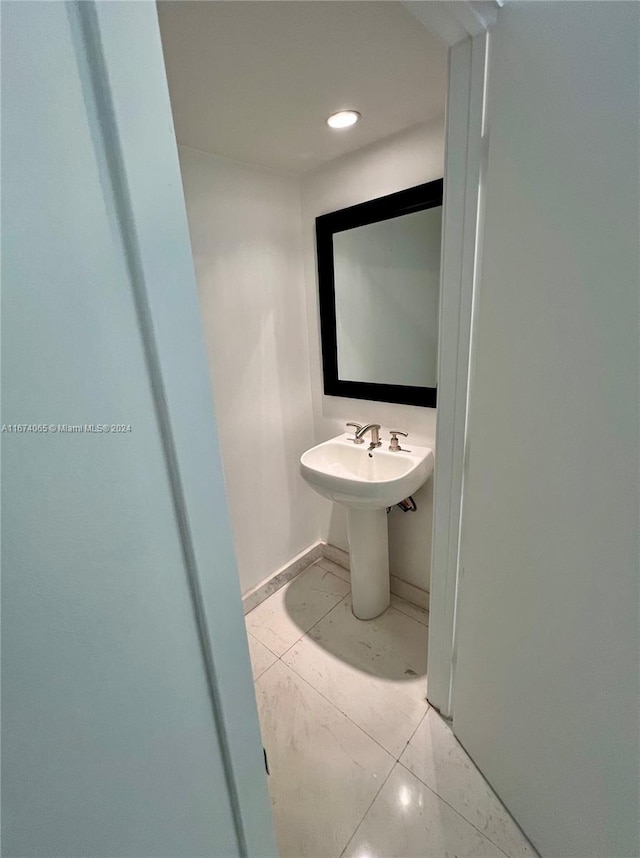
316 179 443 408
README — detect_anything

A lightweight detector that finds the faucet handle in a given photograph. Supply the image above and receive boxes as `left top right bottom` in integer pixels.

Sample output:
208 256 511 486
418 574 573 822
346 422 365 444
389 430 408 452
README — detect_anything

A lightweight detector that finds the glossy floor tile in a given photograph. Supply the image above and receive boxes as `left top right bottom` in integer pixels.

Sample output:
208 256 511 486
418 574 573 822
245 563 350 656
400 709 536 857
255 660 394 858
341 763 505 858
246 633 277 680
283 596 428 757
245 563 538 858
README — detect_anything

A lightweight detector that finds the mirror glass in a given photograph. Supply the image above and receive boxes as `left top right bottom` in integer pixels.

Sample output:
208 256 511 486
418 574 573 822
333 207 441 388
316 180 443 408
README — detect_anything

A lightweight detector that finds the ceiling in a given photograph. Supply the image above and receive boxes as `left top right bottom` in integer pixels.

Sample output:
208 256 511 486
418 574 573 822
157 1 447 174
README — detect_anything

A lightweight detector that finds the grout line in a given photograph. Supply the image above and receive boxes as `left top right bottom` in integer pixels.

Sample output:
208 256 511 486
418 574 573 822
275 581 351 661
398 705 430 761
246 633 277 682
266 586 431 760
252 664 274 683
245 563 351 658
254 656 520 858
315 556 349 575
246 568 531 858
244 626 282 660
396 758 522 858
297 588 351 639
258 646 398 764
247 578 446 851
252 655 281 686
337 760 397 858
252 653 401 858
281 634 427 766
274 590 407 762
281 649 396 761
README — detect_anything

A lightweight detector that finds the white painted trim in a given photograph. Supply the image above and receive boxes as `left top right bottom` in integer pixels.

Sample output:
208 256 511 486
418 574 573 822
242 541 323 614
449 2 500 38
321 542 350 570
403 1 500 46
321 544 430 612
241 540 431 613
427 32 488 718
390 574 430 612
80 4 277 855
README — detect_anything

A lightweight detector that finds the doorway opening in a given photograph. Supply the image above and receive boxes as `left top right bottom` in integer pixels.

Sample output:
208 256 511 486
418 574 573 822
156 2 500 854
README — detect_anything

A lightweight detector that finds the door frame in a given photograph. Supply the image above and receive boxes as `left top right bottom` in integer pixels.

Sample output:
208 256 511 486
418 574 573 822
84 2 497 852
80 3 278 854
402 2 497 717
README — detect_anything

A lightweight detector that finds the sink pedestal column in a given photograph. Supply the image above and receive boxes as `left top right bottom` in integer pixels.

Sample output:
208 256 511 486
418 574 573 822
347 508 390 620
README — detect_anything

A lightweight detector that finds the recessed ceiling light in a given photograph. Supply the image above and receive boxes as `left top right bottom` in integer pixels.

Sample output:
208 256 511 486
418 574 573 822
326 110 361 129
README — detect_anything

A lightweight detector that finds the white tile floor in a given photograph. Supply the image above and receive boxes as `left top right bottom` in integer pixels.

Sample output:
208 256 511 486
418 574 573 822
246 559 536 858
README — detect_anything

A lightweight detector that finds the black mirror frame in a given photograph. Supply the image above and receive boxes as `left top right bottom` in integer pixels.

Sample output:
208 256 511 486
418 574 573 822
315 179 443 408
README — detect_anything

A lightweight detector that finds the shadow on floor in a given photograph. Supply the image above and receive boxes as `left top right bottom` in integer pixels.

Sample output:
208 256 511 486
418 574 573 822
283 569 428 682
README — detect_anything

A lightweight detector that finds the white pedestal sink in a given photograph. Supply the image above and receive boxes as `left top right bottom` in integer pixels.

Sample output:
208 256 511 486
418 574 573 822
300 433 434 619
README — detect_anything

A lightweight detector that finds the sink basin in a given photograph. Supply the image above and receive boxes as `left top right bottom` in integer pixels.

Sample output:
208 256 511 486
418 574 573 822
300 433 434 510
300 432 435 620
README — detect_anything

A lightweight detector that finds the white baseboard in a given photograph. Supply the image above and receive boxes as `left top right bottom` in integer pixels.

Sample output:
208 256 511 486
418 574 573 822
242 540 430 615
320 543 430 612
242 541 323 614
389 574 430 612
321 542 349 570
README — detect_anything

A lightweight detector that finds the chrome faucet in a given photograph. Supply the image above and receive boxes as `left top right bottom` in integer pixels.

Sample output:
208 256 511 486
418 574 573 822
388 430 408 452
346 422 365 444
354 423 381 450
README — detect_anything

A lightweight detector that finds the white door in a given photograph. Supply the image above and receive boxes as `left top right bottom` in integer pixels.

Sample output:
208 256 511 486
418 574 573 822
451 4 639 857
1 2 276 855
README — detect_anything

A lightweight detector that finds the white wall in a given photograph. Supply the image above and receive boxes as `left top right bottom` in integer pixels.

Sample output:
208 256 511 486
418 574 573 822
302 119 444 592
452 4 639 857
178 147 319 594
1 3 274 855
177 121 444 596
